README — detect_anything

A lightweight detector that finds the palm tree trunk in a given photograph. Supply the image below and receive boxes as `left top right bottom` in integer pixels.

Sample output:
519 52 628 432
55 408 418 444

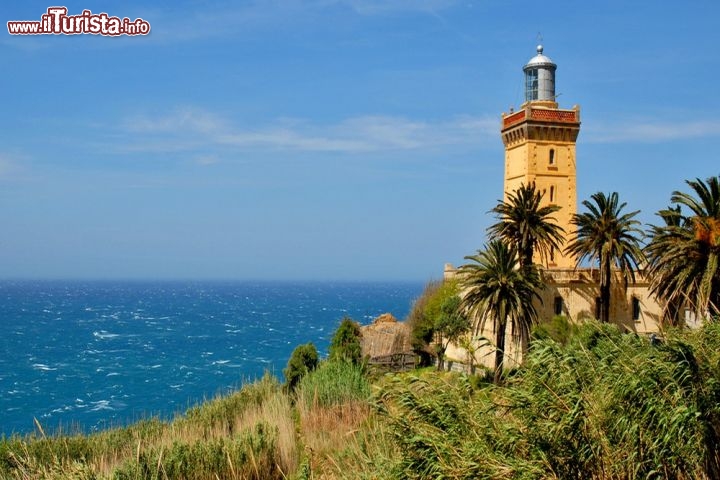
520 328 530 361
600 283 611 323
601 257 612 323
520 258 533 362
494 319 506 384
522 247 533 272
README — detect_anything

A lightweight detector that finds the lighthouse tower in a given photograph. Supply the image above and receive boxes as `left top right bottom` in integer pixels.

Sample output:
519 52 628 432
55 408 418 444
501 45 581 268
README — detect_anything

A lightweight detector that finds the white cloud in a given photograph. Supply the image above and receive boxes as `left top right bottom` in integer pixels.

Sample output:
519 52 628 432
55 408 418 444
124 108 224 134
99 109 720 161
132 0 460 43
116 108 497 155
194 155 220 166
586 119 720 143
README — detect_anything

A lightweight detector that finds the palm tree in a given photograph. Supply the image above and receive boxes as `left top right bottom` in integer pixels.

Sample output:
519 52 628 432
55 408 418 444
564 192 644 323
459 240 542 384
645 177 720 319
488 182 566 270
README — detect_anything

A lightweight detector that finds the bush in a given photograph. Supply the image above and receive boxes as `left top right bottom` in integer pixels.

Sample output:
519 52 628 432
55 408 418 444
329 317 362 365
284 343 319 391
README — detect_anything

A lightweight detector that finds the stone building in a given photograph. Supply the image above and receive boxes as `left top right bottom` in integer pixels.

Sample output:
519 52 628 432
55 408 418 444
444 45 666 370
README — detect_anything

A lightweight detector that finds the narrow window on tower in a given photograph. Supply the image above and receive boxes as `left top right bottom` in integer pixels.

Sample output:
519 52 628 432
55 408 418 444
632 297 641 321
549 247 555 263
595 297 601 320
554 296 563 316
549 148 555 165
525 68 539 101
550 186 555 202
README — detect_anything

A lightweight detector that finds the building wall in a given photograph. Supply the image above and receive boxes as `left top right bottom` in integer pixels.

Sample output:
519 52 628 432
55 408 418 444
538 269 663 334
501 105 580 269
442 265 665 372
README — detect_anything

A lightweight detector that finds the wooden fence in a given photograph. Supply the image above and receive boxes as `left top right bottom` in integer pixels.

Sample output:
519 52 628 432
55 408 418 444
367 352 417 372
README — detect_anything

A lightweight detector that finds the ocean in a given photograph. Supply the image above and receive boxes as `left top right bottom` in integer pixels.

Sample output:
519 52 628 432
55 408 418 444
0 280 423 437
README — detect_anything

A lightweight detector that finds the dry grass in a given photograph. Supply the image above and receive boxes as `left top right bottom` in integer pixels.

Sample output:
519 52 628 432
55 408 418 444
300 399 370 463
0 365 385 480
0 375 299 480
236 390 298 475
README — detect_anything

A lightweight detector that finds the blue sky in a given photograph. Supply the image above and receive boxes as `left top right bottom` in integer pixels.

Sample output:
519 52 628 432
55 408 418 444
1 0 718 281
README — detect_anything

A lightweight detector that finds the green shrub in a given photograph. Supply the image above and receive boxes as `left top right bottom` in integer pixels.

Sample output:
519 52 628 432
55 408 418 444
329 317 363 365
284 343 319 391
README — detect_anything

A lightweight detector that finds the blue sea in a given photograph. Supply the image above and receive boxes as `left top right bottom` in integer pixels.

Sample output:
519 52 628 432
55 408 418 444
0 280 422 437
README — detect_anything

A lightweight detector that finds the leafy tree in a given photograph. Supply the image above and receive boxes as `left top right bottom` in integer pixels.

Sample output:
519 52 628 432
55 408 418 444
433 295 470 371
645 177 720 320
328 317 362 365
423 279 460 327
407 280 469 369
488 182 565 270
564 192 644 323
283 342 319 391
406 280 442 366
460 240 542 384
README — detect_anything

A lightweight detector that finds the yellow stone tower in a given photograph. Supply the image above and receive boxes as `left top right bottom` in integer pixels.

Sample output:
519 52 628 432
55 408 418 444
500 45 581 268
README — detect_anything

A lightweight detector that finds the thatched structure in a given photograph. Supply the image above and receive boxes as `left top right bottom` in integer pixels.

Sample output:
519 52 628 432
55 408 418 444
360 313 412 359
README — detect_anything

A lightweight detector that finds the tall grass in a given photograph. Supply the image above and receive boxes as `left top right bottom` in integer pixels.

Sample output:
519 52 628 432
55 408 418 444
296 361 370 410
373 321 720 479
0 364 374 480
294 361 373 476
6 323 719 479
0 374 297 479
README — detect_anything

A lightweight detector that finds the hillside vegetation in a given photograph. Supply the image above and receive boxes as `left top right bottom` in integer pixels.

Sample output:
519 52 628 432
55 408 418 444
3 321 720 479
